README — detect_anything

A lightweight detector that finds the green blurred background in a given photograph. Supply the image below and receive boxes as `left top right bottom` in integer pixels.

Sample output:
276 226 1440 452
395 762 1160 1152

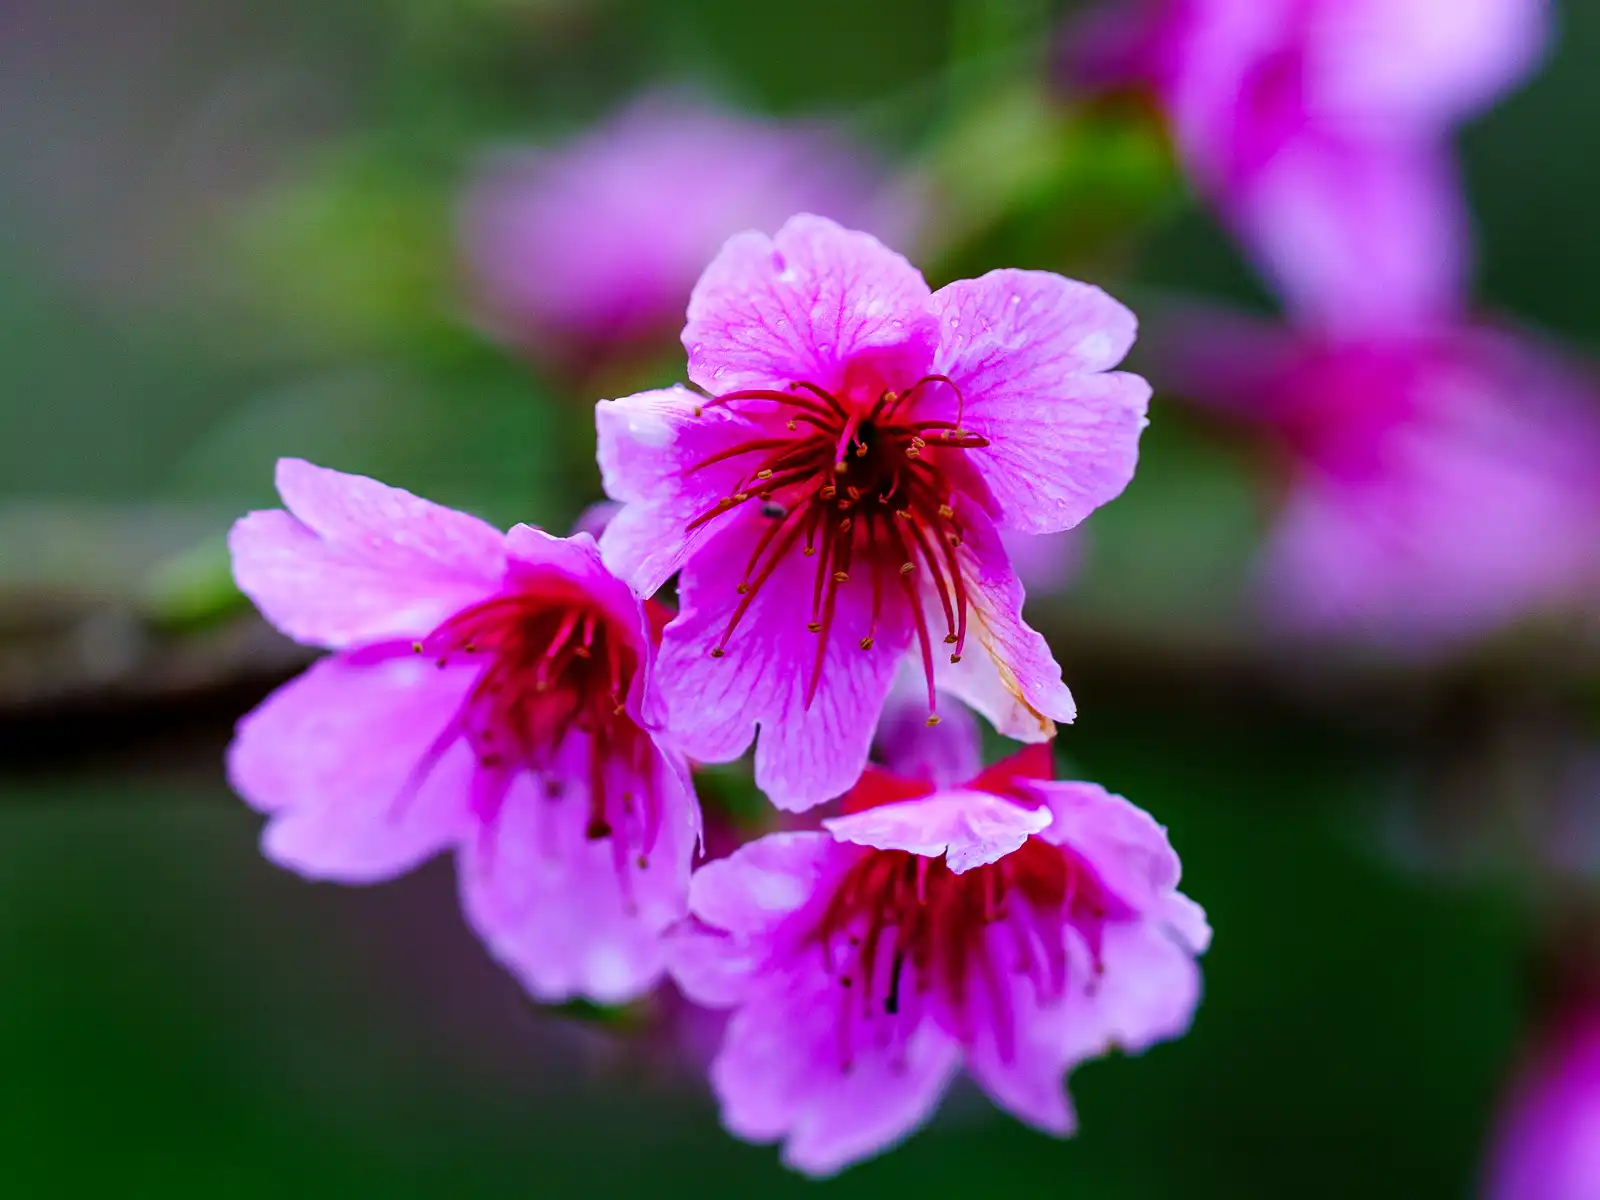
0 0 1594 1194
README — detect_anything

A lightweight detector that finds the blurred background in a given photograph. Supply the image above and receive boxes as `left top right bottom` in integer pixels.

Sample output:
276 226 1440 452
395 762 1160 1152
1 0 1597 1194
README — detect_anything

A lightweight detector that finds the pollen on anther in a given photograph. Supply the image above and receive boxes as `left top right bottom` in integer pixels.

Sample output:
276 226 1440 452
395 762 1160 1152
950 653 963 663
925 714 942 727
906 447 920 459
832 571 849 583
710 648 726 658
943 633 958 644
411 641 423 653
786 420 797 431
937 504 954 519
733 492 749 503
820 487 837 500
833 461 848 475
803 546 818 556
736 582 750 594
839 517 853 532
756 469 773 480
859 636 874 650
900 562 915 575
807 621 822 633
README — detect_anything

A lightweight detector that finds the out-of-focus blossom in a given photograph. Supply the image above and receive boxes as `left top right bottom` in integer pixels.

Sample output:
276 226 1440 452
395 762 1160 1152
1485 1002 1600 1199
458 94 902 366
666 743 1209 1177
1170 315 1600 647
227 459 700 1004
596 214 1150 810
873 667 985 788
1066 0 1550 334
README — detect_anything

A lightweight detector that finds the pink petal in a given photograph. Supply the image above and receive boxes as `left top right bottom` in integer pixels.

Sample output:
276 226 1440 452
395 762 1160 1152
1235 136 1469 336
682 213 938 397
667 832 837 1007
1059 919 1205 1062
931 268 1150 534
932 507 1076 741
595 385 755 596
226 656 476 883
874 664 984 787
710 971 962 1177
1314 0 1550 132
456 736 698 1005
823 789 1052 874
655 518 913 811
959 924 1082 1135
231 459 506 649
1030 781 1195 930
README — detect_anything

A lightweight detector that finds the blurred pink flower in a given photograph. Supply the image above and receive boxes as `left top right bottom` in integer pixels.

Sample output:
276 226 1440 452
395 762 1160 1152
1067 0 1549 334
1171 315 1600 647
227 459 700 1004
1485 1003 1600 1199
596 214 1149 810
666 743 1209 1176
458 93 905 365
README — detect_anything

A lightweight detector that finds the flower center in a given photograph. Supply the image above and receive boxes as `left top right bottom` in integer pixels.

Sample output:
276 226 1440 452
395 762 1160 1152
809 837 1112 1069
685 377 990 719
372 583 662 878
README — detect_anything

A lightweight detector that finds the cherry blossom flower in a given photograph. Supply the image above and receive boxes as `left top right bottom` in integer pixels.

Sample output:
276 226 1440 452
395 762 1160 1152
596 214 1149 809
1066 0 1549 335
459 94 900 367
666 744 1209 1176
227 459 699 1003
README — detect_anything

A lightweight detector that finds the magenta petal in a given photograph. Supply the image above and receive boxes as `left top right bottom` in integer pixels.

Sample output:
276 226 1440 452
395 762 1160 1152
931 269 1150 534
595 385 755 596
932 507 1076 741
231 459 506 649
824 790 1052 874
226 656 475 883
656 518 912 811
960 926 1081 1135
683 213 938 396
711 972 962 1177
457 738 697 1005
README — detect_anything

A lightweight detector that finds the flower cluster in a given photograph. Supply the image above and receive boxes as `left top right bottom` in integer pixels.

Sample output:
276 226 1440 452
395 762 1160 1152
1071 0 1600 646
227 215 1206 1174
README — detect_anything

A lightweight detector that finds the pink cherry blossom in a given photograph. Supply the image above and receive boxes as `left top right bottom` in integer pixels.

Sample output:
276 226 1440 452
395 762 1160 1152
596 214 1150 810
666 744 1209 1177
1170 314 1600 646
1067 0 1549 334
227 459 700 1004
458 93 902 366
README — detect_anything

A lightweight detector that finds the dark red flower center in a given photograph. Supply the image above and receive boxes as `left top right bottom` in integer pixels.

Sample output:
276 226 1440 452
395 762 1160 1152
685 376 990 720
809 836 1114 1069
362 579 662 884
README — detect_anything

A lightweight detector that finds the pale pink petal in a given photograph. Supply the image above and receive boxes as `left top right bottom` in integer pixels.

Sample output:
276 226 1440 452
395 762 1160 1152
1031 781 1191 924
824 790 1052 874
231 459 506 649
1058 919 1206 1062
683 213 937 396
656 518 913 811
931 269 1150 534
456 736 698 1005
711 970 962 1177
226 656 476 883
1236 136 1469 336
1315 0 1551 132
932 508 1076 741
666 832 837 1007
595 385 756 595
874 663 983 787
